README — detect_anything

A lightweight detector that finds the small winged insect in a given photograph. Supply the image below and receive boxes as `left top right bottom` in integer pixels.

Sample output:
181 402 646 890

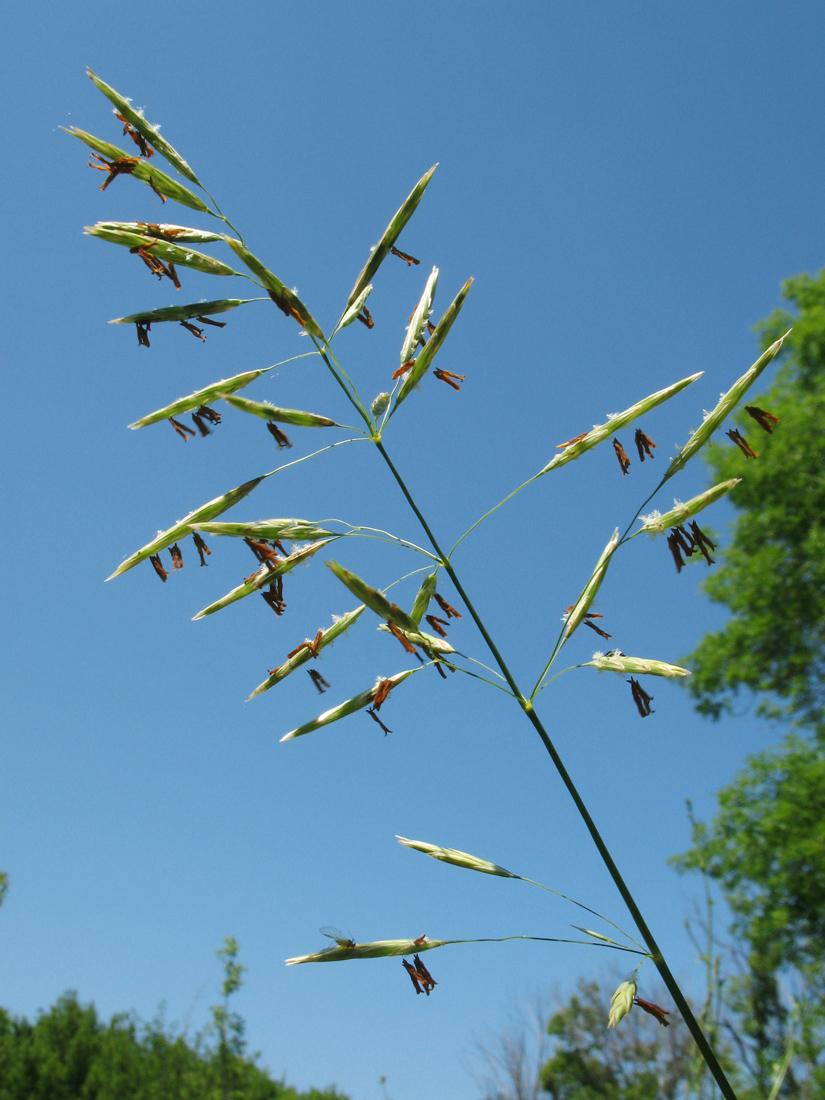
320 926 356 948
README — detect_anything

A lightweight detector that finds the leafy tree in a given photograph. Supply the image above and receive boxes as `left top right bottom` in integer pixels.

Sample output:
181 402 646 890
536 979 697 1100
684 270 825 732
676 270 825 1095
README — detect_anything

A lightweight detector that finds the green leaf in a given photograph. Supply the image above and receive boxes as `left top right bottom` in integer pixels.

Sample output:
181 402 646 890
87 68 201 184
247 605 366 698
395 279 473 409
222 236 324 339
220 393 337 427
326 561 420 633
344 165 437 313
66 127 209 211
129 369 271 428
107 476 265 579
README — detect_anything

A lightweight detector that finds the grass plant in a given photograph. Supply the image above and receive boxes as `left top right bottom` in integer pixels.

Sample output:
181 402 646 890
73 68 791 1100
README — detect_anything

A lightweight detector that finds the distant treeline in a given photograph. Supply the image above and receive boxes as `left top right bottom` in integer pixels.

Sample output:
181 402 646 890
0 993 347 1100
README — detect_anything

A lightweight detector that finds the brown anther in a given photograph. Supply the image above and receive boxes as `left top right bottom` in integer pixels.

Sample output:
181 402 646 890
583 618 612 640
413 935 427 946
666 531 686 573
132 245 168 281
136 322 151 348
634 429 657 462
170 417 195 441
402 954 436 995
261 576 286 615
387 622 423 661
87 152 139 190
115 112 153 158
149 553 168 582
169 543 183 570
391 247 420 266
434 593 461 619
271 539 287 556
196 406 221 425
372 678 394 711
727 428 758 458
244 538 282 568
425 614 449 638
192 406 220 436
136 222 174 237
744 405 780 434
146 174 166 203
434 369 464 391
392 359 415 380
197 315 227 328
356 307 374 329
687 521 716 566
308 669 331 693
286 630 324 661
628 677 654 717
166 262 181 290
192 532 211 567
180 320 206 341
672 524 696 556
612 438 631 475
634 997 670 1027
425 321 435 335
432 659 447 679
556 431 589 449
267 289 305 325
267 422 293 449
367 707 392 735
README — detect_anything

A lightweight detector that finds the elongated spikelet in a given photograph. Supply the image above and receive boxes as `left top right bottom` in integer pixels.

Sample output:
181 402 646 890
193 540 335 619
107 476 265 579
85 225 237 277
280 667 419 741
395 279 473 409
541 374 702 475
377 623 455 655
665 332 790 480
586 654 690 678
333 284 373 335
396 837 518 877
129 369 270 428
66 127 208 211
220 393 337 427
90 221 224 244
608 980 637 1029
111 299 250 325
400 267 439 365
87 68 201 184
326 562 420 633
637 480 741 536
410 572 438 626
192 519 334 541
247 606 366 698
222 237 324 339
343 165 438 314
563 530 619 640
287 935 445 964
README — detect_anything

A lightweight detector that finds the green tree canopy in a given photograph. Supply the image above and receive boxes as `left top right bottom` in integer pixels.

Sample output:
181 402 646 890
0 992 348 1100
684 270 825 732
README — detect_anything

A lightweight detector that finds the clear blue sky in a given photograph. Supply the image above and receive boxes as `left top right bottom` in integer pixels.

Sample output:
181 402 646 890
3 3 824 1098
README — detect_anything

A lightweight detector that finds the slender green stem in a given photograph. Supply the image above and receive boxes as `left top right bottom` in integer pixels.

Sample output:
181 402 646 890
517 875 644 951
261 436 368 479
451 651 509 686
373 438 739 1100
441 935 647 956
383 565 435 592
449 664 516 697
321 521 440 562
312 339 374 432
534 664 586 698
449 473 542 558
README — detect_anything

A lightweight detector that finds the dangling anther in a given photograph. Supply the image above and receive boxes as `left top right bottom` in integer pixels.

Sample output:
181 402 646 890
308 669 331 693
628 677 654 717
149 553 168 582
391 247 420 266
727 429 758 458
356 307 374 329
136 322 151 348
170 417 195 441
612 438 631 475
434 593 461 619
744 406 780 434
392 359 415 380
192 532 211 566
434 369 464 391
267 422 293 449
634 429 656 461
367 707 392 735
180 320 206 341
169 544 183 570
